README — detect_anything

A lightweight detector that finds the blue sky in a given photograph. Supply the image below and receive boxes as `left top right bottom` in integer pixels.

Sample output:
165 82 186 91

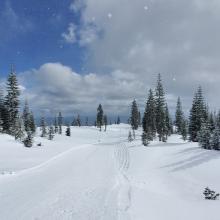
0 0 85 75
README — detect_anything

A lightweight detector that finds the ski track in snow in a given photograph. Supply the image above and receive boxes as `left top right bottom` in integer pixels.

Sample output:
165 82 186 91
103 142 131 220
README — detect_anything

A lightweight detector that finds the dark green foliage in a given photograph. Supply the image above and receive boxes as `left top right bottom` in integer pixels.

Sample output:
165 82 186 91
58 112 63 134
189 86 207 142
175 97 184 133
198 121 211 149
181 119 188 141
117 116 120 125
155 74 166 142
142 89 156 143
97 104 104 131
40 116 47 137
48 126 54 140
4 70 20 135
165 104 173 138
130 99 139 131
66 125 71 136
210 127 220 150
23 131 33 148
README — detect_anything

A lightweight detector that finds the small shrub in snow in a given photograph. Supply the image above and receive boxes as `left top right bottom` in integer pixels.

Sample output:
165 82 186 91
203 187 219 200
66 126 71 136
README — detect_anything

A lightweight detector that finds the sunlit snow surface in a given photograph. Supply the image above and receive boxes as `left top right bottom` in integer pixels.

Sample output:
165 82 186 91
0 124 219 220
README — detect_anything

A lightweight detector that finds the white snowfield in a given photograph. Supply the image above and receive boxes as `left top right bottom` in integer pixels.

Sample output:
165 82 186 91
0 124 219 220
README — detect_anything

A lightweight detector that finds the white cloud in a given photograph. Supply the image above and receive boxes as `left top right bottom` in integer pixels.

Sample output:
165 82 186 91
19 63 154 116
62 23 77 43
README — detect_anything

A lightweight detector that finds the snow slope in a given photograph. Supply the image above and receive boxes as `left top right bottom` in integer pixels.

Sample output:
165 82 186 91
0 124 219 220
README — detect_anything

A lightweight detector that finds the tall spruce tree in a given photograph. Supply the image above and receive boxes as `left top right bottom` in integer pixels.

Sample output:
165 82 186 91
198 121 211 149
165 104 173 138
29 111 36 134
175 97 184 133
210 126 220 150
58 112 63 134
4 67 20 135
155 74 166 141
189 86 207 142
40 116 47 137
142 89 156 141
0 88 4 132
130 99 139 130
97 104 104 131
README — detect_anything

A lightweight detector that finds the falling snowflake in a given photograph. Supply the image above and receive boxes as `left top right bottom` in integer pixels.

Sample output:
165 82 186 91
108 13 112 19
144 5 148 10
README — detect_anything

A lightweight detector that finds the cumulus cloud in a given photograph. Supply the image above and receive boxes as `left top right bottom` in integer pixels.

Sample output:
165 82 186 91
19 63 156 116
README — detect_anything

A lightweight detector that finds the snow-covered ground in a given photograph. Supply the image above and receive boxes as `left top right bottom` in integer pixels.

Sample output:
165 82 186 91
0 124 219 220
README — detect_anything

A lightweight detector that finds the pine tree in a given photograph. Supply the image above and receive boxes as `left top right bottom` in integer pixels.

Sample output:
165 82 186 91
117 116 121 125
189 86 207 142
14 116 25 141
103 115 107 131
0 88 4 132
58 112 63 134
48 126 54 140
142 89 156 140
97 104 104 131
181 119 188 141
138 111 141 127
209 112 215 132
130 99 139 131
198 121 211 149
155 74 166 141
210 126 220 150
76 114 81 127
175 97 184 133
66 125 71 136
29 112 36 134
22 99 30 132
54 116 58 133
4 67 20 135
142 131 151 146
165 104 173 138
40 116 47 137
23 131 33 147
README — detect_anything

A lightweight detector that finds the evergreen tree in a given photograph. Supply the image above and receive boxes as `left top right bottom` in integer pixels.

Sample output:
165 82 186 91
40 116 47 137
0 88 4 132
189 86 207 142
29 112 36 134
210 126 220 150
155 74 166 141
209 112 215 132
23 131 33 147
66 125 71 136
14 116 25 141
181 119 188 141
175 97 184 133
142 131 151 146
130 99 139 130
22 99 30 132
54 116 58 133
97 104 104 131
165 104 173 138
198 121 211 149
142 89 156 140
58 112 63 134
103 115 107 131
117 116 121 125
4 67 20 135
138 111 141 127
76 114 81 127
48 126 54 140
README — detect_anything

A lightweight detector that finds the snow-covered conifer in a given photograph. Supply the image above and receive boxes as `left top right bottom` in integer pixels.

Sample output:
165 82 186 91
198 121 211 149
130 99 139 131
58 112 63 134
97 104 104 131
